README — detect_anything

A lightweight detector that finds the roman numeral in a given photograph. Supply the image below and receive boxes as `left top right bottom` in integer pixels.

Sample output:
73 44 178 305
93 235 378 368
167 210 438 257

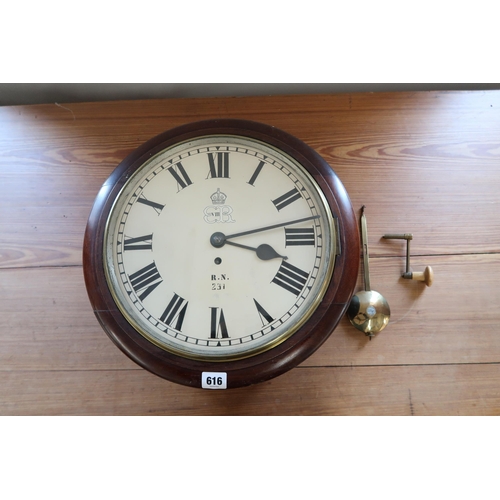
285 227 315 246
209 307 229 339
167 162 193 191
248 160 265 186
128 262 162 301
272 188 302 211
207 152 229 178
272 260 309 296
136 195 165 214
123 234 153 251
253 299 274 326
160 293 188 331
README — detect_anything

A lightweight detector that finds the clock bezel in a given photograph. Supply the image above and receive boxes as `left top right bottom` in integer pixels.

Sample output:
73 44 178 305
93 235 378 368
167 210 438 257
83 119 359 389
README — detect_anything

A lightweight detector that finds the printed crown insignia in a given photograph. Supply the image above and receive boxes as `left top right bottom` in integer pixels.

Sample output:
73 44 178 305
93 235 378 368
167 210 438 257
210 188 227 205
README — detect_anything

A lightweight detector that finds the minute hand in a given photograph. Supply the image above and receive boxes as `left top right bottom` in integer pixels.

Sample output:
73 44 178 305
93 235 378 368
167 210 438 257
224 215 320 240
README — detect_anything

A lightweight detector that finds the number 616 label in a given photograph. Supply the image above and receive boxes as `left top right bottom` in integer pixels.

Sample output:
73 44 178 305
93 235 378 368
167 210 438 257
201 372 227 389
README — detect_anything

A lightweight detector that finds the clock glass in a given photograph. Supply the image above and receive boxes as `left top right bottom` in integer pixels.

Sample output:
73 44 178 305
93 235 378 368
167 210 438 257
103 134 337 361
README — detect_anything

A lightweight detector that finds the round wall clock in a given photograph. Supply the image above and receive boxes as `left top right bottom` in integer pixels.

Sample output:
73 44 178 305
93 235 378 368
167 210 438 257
83 119 359 389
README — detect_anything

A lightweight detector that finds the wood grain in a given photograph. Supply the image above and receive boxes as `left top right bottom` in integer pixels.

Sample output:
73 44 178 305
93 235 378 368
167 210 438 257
2 364 499 415
1 90 499 414
1 92 499 269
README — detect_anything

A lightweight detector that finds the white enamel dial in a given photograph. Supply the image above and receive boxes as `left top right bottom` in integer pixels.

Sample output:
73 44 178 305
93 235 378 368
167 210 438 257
104 135 337 360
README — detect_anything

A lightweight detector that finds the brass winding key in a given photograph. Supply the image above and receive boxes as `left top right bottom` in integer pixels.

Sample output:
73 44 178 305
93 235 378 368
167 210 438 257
382 233 434 286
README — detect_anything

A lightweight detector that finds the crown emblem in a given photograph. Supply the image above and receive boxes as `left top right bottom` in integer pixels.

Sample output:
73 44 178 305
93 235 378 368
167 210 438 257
210 188 227 205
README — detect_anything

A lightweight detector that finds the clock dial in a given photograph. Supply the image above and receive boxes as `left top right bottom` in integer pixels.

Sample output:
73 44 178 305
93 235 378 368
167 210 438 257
84 119 359 388
104 136 336 360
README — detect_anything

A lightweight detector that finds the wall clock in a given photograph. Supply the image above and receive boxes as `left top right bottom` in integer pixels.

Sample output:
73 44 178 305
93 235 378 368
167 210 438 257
83 119 359 389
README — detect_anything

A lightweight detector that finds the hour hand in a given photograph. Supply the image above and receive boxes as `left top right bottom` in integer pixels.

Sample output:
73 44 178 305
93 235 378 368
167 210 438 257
226 241 287 260
210 232 287 261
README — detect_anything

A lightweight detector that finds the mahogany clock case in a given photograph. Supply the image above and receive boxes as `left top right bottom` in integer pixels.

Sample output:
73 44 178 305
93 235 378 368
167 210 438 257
83 119 359 388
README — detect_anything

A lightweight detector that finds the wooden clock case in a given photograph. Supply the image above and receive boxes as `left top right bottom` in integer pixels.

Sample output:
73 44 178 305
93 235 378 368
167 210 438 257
83 119 359 388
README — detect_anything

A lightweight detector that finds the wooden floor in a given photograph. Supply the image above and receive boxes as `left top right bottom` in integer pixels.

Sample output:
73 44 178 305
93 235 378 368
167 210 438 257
1 91 499 415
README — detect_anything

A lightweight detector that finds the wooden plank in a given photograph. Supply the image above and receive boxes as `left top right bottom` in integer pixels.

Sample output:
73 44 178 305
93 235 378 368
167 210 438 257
2 364 499 415
0 266 135 371
1 91 499 269
1 253 499 372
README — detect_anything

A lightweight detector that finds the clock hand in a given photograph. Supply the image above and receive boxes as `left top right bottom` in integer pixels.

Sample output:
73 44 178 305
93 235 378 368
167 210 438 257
210 233 287 260
224 240 287 261
210 214 319 257
223 215 320 240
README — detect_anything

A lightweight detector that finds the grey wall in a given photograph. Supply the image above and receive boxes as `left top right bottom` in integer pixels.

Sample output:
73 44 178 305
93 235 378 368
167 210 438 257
1 83 499 106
